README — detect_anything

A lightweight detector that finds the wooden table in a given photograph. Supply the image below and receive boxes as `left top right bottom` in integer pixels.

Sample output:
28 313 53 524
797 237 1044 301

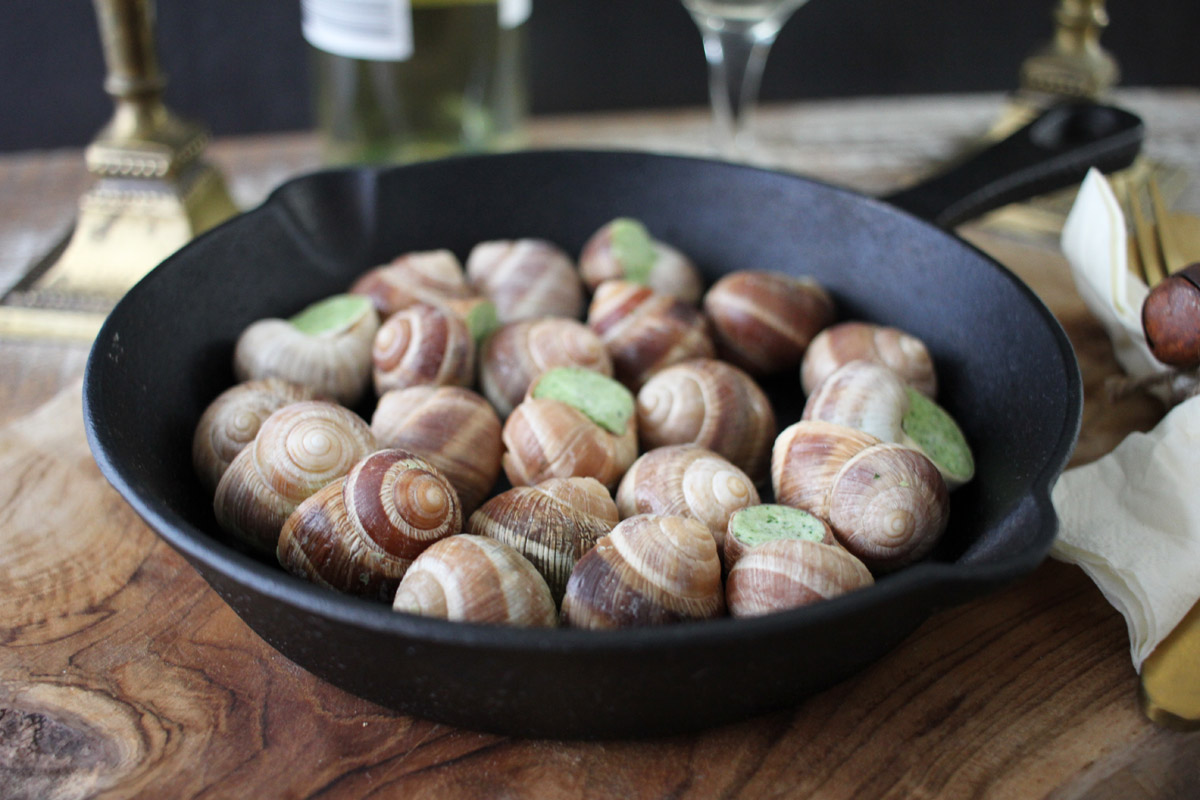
3 91 1199 798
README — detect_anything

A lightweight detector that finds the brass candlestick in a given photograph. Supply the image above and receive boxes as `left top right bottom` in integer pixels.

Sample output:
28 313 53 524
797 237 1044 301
0 0 238 341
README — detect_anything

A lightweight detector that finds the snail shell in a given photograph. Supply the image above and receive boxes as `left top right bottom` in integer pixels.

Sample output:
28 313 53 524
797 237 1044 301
561 514 725 629
277 449 463 601
501 396 637 492
578 218 705 303
192 378 314 494
703 271 836 376
771 420 949 571
467 477 618 603
802 360 974 488
801 321 937 398
587 279 715 390
726 539 874 617
721 504 835 575
636 358 776 481
233 294 379 407
371 386 502 515
392 534 558 627
465 239 586 324
213 401 377 555
480 318 613 417
616 445 759 552
349 249 472 317
372 304 476 395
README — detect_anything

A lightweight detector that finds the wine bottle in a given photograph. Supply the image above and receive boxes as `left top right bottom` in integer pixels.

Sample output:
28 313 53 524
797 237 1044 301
302 0 530 164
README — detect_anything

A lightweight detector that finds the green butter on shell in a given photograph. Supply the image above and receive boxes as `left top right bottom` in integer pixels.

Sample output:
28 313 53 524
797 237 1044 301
609 218 657 286
531 366 634 435
900 387 975 484
728 504 829 549
462 299 500 344
289 294 373 336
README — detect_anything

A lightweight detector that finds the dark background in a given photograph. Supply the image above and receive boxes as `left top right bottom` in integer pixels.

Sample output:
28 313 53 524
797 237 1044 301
1 0 1196 153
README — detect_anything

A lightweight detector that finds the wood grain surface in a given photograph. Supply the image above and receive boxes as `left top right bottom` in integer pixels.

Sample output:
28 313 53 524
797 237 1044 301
3 92 1199 798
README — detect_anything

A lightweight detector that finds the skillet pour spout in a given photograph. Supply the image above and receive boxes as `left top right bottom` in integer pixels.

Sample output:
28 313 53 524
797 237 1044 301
84 147 1083 738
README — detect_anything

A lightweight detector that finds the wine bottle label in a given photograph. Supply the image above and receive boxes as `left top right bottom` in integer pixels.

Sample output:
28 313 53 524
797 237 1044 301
301 0 414 61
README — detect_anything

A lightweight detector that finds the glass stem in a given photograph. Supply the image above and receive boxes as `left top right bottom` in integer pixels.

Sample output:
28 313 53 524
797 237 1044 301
695 18 780 155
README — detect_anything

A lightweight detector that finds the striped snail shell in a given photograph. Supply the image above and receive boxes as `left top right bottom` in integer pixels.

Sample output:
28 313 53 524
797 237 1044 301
234 294 379 407
615 445 759 552
213 401 377 555
192 378 314 494
392 534 558 627
578 218 705 303
802 360 974 488
467 477 619 603
561 514 725 629
636 358 776 481
721 504 836 576
771 420 949 571
726 539 874 617
480 318 613 417
703 270 836 376
801 321 937 398
349 249 473 317
586 279 715 391
277 449 463 601
371 385 503 515
465 239 586 324
372 304 476 395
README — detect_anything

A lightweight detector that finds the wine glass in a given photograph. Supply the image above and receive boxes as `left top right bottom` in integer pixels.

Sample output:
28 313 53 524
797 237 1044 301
681 0 811 158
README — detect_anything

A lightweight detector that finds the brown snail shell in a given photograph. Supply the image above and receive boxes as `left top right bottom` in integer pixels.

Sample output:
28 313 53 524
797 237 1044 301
233 295 379 407
480 318 613 417
721 504 836 576
192 378 314 494
349 249 472 317
635 358 776 481
1142 262 1200 368
467 477 618 603
213 401 378 555
465 239 586 324
561 514 725 629
726 539 874 617
372 304 476 395
615 445 759 552
371 385 503 515
703 270 836 376
392 534 558 627
771 420 949 571
801 321 937 398
578 218 705 303
277 449 463 601
586 279 715 390
501 396 637 491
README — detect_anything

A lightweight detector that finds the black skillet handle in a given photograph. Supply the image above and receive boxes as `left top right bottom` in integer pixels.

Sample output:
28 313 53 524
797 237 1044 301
882 102 1144 229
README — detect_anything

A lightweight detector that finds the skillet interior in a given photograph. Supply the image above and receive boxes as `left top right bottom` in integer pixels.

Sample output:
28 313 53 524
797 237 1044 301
83 150 1080 738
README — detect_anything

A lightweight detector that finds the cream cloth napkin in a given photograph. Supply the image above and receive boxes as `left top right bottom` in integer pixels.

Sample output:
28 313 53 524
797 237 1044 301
1053 168 1200 671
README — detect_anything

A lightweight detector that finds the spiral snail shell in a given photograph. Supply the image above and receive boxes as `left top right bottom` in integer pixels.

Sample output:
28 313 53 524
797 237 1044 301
587 279 716 391
501 366 638 491
465 239 586 324
392 534 558 627
277 449 463 600
771 420 949 571
480 318 613 417
561 514 725 629
802 360 974 488
616 445 759 552
467 477 618 604
721 503 835 575
635 358 776 481
233 294 379 407
349 249 473 317
372 303 476 395
726 539 874 617
192 378 314 494
578 218 705 303
371 385 503 515
702 270 836 376
213 401 378 555
801 321 937 398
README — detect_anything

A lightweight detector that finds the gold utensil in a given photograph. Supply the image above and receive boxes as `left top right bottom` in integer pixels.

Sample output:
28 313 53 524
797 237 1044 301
1148 177 1200 274
1140 597 1200 731
1121 174 1199 287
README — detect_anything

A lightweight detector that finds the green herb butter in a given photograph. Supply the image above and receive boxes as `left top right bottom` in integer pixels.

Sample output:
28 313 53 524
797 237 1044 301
531 366 634 435
609 218 657 286
728 504 828 548
289 294 373 336
901 387 975 483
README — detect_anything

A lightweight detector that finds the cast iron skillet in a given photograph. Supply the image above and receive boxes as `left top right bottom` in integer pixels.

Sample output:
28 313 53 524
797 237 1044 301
82 103 1137 739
